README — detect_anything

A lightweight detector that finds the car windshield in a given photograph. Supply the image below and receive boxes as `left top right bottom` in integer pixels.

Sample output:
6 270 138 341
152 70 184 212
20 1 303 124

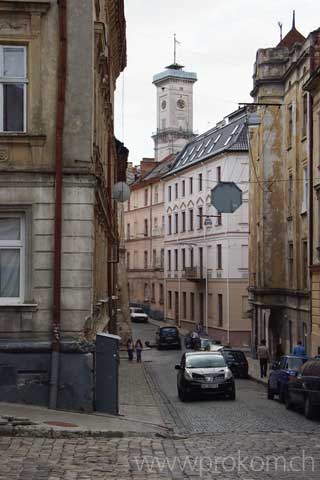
287 357 308 370
132 308 144 313
201 339 212 348
186 354 226 369
161 328 178 336
225 351 246 362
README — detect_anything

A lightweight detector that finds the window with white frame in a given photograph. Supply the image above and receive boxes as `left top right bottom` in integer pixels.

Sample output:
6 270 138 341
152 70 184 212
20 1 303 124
0 46 27 132
0 215 25 303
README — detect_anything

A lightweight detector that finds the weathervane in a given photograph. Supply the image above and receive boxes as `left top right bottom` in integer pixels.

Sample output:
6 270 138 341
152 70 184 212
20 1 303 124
173 33 181 65
278 21 283 41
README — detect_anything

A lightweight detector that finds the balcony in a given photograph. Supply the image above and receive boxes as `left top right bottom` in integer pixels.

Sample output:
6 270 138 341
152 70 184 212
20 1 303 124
182 267 205 281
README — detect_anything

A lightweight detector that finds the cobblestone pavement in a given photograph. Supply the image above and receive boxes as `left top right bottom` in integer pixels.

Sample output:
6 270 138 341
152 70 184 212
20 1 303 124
1 322 320 479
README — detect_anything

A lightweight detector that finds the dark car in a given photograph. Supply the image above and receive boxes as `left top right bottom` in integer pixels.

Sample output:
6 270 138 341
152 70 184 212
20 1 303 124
175 351 235 401
193 337 215 351
285 359 320 420
223 349 249 378
268 355 309 402
156 326 181 350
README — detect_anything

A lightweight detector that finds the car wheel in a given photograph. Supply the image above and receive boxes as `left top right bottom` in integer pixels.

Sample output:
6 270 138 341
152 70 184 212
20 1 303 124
304 395 316 420
229 389 236 401
267 383 274 400
178 388 189 402
279 387 285 404
285 391 293 410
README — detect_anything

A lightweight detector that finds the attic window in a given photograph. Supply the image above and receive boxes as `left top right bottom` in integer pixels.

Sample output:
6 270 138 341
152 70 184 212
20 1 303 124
213 134 221 144
196 142 203 152
224 136 232 146
231 124 239 134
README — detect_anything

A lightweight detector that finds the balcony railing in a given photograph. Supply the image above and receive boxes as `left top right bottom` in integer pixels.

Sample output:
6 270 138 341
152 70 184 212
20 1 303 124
182 267 205 281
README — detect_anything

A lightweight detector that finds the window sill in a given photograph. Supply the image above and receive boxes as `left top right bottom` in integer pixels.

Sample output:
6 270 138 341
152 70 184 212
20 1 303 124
0 303 38 311
0 134 46 146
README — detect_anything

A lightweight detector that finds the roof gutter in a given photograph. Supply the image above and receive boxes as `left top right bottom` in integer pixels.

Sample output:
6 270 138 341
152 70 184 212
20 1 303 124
49 0 67 409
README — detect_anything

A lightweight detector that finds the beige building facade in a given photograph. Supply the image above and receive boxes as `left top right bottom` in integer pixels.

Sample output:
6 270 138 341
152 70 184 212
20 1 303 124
249 21 320 357
0 0 127 410
163 109 251 348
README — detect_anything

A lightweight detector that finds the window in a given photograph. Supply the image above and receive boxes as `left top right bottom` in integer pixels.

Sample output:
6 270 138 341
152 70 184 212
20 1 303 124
168 250 171 271
182 292 187 318
216 212 222 226
133 250 138 268
161 118 166 130
182 180 185 196
0 46 27 132
302 94 308 138
168 290 172 309
126 223 130 240
218 294 223 326
0 215 25 303
181 211 186 232
189 209 194 231
152 249 156 268
288 242 293 287
159 283 164 304
190 247 194 268
154 185 159 204
302 240 308 289
190 292 195 318
217 244 222 269
151 283 155 302
174 249 178 271
198 206 203 229
174 212 178 234
288 174 293 214
144 250 148 269
144 219 148 236
126 251 130 269
144 283 149 301
302 166 308 212
160 248 164 269
168 215 172 235
144 188 148 206
153 217 158 233
175 183 178 199
168 186 172 202
198 173 203 191
217 166 221 183
162 216 165 233
189 177 193 194
182 248 186 269
288 105 293 148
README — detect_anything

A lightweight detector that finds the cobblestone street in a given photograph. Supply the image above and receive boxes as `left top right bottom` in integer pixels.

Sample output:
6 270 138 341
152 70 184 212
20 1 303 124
0 322 320 479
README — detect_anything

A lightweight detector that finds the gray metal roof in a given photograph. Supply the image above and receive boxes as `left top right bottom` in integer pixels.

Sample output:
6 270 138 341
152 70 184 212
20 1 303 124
165 110 248 176
142 157 173 181
153 68 197 84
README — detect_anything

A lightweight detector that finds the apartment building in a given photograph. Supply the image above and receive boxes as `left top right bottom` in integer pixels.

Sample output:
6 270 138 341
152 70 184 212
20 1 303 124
163 109 251 347
249 19 320 357
0 0 127 410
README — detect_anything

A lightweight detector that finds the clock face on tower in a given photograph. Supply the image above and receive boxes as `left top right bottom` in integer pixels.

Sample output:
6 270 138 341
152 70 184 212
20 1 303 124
161 100 167 110
177 98 186 110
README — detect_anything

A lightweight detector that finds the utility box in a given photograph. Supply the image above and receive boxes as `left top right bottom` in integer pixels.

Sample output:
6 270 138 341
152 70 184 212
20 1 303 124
95 333 121 415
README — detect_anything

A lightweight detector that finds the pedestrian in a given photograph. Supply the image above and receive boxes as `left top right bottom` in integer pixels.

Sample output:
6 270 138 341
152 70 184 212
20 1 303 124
292 340 306 356
135 338 143 363
127 338 134 361
257 339 269 378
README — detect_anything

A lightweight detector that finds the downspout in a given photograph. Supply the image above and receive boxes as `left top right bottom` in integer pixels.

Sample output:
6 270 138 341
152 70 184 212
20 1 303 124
308 45 315 355
49 0 67 409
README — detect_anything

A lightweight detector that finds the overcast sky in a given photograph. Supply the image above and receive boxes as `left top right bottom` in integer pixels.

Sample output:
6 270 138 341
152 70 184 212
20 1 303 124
114 0 320 166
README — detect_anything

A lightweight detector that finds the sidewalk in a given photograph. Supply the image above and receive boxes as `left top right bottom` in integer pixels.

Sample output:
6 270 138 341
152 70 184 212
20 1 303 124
0 356 168 439
247 357 268 385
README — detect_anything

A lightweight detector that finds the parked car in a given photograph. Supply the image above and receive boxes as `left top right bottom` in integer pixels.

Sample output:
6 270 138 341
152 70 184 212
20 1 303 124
193 337 216 351
129 307 148 323
175 351 235 401
223 349 249 378
285 359 320 420
267 355 309 402
156 325 181 350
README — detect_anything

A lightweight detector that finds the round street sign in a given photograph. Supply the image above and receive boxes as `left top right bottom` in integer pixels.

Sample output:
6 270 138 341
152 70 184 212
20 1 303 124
112 182 131 203
211 181 242 213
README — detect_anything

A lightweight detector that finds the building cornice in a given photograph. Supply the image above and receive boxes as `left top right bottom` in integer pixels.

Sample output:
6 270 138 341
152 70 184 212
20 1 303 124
0 0 51 13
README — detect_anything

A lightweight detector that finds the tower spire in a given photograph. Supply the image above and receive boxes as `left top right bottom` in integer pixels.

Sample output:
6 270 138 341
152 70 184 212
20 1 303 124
292 10 295 29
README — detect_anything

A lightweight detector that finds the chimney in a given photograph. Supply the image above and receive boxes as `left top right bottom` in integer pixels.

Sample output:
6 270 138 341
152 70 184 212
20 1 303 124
140 157 155 175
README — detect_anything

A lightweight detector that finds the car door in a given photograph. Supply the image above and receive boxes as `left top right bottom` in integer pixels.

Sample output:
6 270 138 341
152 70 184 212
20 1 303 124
290 377 304 406
270 358 283 389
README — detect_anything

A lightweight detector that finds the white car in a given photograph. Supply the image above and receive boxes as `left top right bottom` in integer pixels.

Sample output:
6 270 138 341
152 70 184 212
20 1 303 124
130 307 148 323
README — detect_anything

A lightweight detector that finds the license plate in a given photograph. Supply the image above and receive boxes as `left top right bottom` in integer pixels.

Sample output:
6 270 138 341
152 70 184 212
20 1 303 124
201 384 218 389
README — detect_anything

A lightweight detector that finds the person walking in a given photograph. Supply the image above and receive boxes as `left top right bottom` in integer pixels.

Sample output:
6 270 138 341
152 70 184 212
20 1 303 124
292 340 306 356
127 338 134 362
135 339 143 363
257 339 269 378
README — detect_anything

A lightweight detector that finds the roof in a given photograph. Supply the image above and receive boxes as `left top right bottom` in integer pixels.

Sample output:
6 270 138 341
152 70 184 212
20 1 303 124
277 13 305 49
129 155 175 189
153 68 197 84
165 109 248 176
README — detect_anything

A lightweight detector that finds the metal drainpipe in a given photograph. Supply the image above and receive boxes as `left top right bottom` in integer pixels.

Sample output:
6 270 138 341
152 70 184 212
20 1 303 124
308 45 315 355
49 0 67 409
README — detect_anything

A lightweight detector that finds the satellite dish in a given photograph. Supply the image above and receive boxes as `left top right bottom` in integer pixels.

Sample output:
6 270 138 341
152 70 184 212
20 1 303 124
112 182 131 202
